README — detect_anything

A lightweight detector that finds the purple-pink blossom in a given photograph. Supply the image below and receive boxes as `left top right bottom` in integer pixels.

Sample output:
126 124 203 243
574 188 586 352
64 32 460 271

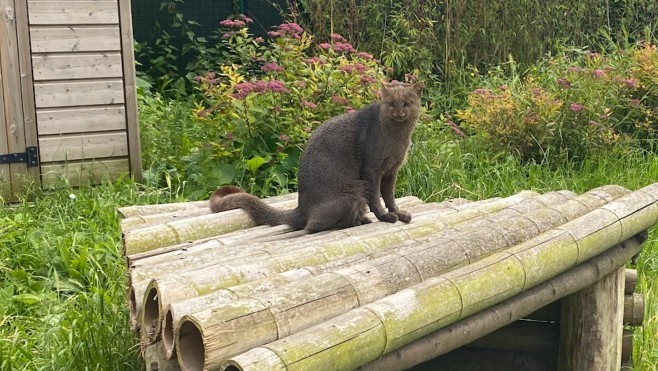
623 78 639 89
333 42 355 53
231 80 289 99
278 134 290 142
269 23 304 39
331 94 349 105
331 33 346 42
304 56 326 65
301 100 317 109
318 43 331 50
593 69 606 78
557 78 571 89
261 62 285 73
267 80 288 93
356 51 374 60
570 103 585 112
220 19 246 28
254 37 264 43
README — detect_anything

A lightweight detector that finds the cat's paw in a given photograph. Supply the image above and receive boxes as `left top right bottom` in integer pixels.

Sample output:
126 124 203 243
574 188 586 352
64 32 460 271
396 210 412 223
378 212 399 223
359 216 372 225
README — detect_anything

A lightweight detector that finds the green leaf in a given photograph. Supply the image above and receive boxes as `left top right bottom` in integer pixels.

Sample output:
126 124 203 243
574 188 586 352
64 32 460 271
13 293 41 305
245 156 267 172
216 163 236 185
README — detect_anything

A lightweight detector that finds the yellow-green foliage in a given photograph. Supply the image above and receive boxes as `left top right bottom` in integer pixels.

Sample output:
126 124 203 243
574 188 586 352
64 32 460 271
455 42 658 163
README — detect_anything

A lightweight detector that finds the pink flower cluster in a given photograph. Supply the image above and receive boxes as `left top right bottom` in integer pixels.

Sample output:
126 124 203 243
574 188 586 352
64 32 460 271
268 23 304 39
261 62 285 73
303 56 326 65
232 80 289 99
219 15 253 29
333 42 355 53
339 63 368 74
318 41 356 53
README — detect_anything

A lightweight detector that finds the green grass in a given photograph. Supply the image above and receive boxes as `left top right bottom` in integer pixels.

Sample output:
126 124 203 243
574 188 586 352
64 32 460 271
0 176 186 370
0 144 657 369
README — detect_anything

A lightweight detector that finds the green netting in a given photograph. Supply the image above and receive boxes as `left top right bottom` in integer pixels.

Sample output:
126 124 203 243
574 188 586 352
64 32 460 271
131 0 287 43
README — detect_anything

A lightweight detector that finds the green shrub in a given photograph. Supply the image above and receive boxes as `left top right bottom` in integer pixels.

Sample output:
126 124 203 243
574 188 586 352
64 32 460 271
455 42 658 164
185 16 386 199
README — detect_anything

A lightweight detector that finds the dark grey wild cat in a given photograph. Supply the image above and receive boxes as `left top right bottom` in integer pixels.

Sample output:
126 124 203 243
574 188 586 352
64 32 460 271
210 81 424 232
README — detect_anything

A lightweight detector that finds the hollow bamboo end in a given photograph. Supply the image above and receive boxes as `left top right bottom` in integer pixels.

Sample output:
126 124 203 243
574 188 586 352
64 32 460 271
222 362 242 371
142 286 162 344
177 318 206 371
163 307 176 359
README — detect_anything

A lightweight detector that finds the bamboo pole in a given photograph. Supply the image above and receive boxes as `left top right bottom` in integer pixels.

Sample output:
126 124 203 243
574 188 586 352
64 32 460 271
171 187 628 368
129 197 426 331
624 292 645 326
118 200 209 218
216 183 658 371
129 196 423 280
118 192 298 219
121 193 300 233
122 199 299 256
357 236 644 371
139 191 540 342
138 201 465 340
227 236 645 371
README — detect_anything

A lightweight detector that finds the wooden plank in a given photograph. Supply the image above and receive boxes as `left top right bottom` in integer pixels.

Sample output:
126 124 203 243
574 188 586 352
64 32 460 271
0 2 9 200
32 52 123 80
558 266 625 371
34 79 124 108
41 157 129 187
118 0 142 181
29 26 120 52
38 132 128 162
15 0 39 188
0 0 28 199
28 1 118 25
37 105 126 135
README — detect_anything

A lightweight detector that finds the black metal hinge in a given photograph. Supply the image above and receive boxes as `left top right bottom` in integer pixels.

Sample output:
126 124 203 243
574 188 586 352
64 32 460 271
0 147 39 167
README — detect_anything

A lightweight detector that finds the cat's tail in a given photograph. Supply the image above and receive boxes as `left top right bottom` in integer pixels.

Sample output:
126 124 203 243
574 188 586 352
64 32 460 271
209 185 301 227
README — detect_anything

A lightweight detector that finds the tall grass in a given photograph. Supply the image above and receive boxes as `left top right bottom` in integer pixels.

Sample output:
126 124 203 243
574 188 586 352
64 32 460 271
0 177 186 370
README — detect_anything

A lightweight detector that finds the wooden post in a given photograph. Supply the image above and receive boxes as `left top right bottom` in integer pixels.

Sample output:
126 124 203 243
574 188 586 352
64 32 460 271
558 265 625 371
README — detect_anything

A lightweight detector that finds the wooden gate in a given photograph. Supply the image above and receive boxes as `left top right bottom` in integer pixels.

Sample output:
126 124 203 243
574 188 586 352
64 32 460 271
0 0 38 201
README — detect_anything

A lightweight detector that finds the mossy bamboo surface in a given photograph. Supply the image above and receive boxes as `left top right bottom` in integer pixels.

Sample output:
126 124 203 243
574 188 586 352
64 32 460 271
161 195 565 358
129 197 426 331
138 200 463 342
172 187 626 367
118 200 209 218
212 184 658 371
357 237 644 370
129 196 423 283
122 199 299 255
138 191 541 343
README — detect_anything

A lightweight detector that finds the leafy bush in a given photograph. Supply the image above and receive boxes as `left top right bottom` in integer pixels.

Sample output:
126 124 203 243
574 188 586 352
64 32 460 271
184 16 386 199
455 42 658 164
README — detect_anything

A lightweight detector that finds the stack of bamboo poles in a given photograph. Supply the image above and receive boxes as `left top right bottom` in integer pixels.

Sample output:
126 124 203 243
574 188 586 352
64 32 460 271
119 184 656 371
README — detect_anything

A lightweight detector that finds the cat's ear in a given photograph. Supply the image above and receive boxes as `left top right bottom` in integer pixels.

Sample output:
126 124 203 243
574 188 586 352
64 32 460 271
380 82 392 96
411 82 424 97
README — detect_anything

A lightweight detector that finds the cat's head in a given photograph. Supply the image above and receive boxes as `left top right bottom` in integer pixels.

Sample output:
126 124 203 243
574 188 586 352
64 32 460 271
380 81 424 123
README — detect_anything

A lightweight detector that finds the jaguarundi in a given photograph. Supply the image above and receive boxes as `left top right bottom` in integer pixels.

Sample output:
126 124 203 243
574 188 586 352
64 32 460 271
210 81 424 233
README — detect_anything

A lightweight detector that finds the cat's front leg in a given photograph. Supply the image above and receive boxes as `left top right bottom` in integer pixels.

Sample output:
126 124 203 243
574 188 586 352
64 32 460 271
363 170 398 223
381 171 411 223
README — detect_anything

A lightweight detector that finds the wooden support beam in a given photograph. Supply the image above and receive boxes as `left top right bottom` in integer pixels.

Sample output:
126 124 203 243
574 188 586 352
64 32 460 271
557 266 625 371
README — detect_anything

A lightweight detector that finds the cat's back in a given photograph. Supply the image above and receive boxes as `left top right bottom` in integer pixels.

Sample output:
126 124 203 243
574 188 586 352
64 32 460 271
304 103 379 155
